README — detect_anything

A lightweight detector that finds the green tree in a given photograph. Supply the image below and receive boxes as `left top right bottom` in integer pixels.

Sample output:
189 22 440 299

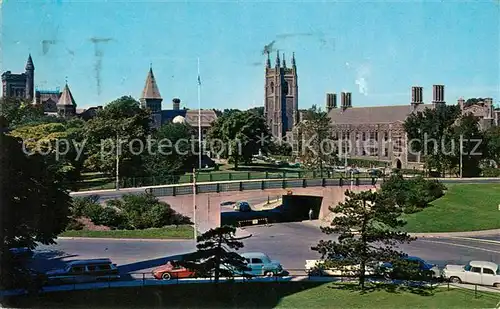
207 111 271 169
247 106 264 117
176 226 251 283
485 126 500 166
143 122 195 180
381 174 446 213
297 105 336 176
8 119 86 188
83 96 151 177
1 134 71 288
451 114 486 177
313 190 414 289
404 104 461 177
0 97 58 128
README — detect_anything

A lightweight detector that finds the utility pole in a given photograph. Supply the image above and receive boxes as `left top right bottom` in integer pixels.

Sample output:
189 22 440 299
459 135 463 178
115 132 120 190
192 168 197 240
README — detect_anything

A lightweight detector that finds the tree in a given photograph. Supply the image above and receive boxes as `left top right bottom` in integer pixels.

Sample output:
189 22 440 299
297 105 337 176
207 111 271 169
8 119 86 188
381 174 446 213
1 134 71 288
0 97 57 128
247 106 264 117
485 126 500 166
176 226 251 283
312 190 414 289
83 96 151 177
451 114 486 177
404 104 461 177
143 122 195 180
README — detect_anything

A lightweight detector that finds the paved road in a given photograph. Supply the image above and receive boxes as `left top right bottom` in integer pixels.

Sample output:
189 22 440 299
33 222 500 275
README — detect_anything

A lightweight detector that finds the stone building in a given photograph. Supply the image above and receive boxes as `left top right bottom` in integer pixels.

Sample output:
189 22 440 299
293 85 499 169
264 51 298 140
1 54 100 119
139 66 217 138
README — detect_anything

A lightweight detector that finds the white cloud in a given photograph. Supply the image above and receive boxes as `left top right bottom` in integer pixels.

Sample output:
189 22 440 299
355 64 371 96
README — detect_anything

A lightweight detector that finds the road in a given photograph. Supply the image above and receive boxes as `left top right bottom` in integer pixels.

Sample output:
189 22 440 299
32 222 500 275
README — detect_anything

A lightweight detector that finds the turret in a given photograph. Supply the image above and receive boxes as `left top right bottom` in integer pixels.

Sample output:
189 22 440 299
275 50 280 67
25 54 34 101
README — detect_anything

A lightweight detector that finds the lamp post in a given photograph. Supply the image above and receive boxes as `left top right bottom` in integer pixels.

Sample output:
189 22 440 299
115 132 120 190
459 135 463 178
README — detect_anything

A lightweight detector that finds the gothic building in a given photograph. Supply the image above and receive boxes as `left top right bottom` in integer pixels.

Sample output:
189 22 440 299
293 84 499 169
264 51 298 140
139 66 217 139
1 54 102 119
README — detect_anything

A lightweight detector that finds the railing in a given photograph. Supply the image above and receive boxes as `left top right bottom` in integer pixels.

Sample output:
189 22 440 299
146 177 379 197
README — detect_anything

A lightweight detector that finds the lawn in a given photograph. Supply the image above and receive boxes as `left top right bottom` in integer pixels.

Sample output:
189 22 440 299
4 282 499 309
404 183 500 233
59 225 194 239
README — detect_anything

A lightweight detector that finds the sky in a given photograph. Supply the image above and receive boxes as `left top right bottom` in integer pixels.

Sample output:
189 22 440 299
2 0 500 111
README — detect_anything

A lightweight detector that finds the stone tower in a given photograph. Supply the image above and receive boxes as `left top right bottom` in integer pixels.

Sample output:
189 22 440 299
56 83 76 118
25 54 35 102
264 51 298 140
140 66 162 113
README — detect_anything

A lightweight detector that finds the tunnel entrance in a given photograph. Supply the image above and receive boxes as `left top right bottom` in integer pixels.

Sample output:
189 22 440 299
220 194 323 226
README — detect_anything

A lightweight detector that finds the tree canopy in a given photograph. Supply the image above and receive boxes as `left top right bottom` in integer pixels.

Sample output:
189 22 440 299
313 190 414 289
207 110 271 168
176 226 250 283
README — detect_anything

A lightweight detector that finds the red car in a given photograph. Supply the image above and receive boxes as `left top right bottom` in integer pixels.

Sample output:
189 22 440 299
152 261 196 280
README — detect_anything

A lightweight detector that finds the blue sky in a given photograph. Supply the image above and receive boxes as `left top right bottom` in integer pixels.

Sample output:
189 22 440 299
2 0 500 110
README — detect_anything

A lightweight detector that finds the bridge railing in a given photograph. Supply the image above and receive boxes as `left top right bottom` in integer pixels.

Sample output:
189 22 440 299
146 177 379 197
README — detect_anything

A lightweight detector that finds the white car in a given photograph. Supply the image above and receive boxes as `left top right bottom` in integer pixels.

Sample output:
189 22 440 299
305 259 378 276
443 261 500 287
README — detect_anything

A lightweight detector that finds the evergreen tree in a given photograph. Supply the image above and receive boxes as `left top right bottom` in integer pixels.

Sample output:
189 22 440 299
313 190 414 289
177 226 250 283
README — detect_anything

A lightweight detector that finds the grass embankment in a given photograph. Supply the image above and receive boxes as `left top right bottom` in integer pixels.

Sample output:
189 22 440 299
59 225 194 239
404 184 500 233
4 283 499 309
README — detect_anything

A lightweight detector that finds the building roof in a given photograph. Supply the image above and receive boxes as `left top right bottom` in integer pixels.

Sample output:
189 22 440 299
25 54 34 70
327 104 434 125
158 109 217 127
141 67 162 100
57 84 76 106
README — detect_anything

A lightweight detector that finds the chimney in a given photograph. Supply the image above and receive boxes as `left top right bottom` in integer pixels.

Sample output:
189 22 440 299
485 98 493 118
346 92 352 107
332 93 337 109
411 86 423 104
432 85 445 104
172 98 180 110
326 93 337 112
341 92 346 109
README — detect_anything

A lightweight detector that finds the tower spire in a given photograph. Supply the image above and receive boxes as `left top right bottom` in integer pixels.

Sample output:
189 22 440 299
25 54 34 70
282 52 286 68
275 50 280 67
266 51 271 68
292 52 296 67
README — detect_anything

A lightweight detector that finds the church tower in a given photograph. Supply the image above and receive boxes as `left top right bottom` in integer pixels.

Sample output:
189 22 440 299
25 54 35 102
264 51 298 140
56 82 76 118
140 66 162 113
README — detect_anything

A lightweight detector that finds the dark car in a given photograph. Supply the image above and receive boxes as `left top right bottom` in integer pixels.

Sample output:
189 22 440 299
9 247 34 260
233 201 252 212
46 258 120 285
381 256 440 279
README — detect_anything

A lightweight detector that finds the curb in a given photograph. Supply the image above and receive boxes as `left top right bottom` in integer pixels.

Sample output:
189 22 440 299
411 229 500 238
57 237 195 242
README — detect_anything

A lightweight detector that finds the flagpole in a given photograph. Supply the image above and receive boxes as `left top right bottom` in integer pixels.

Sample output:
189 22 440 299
197 58 202 170
459 135 463 178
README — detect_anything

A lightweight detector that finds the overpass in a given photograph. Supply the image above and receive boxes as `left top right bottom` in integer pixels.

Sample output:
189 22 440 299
70 177 500 233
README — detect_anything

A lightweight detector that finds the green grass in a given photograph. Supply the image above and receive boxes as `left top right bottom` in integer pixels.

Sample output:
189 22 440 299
59 225 194 239
404 183 500 233
4 283 499 309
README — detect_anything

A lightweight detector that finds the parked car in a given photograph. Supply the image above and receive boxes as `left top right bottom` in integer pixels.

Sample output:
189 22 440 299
45 259 120 284
9 247 34 259
381 256 441 279
305 259 378 277
220 201 236 206
233 201 252 212
152 261 197 280
443 261 500 287
226 252 283 277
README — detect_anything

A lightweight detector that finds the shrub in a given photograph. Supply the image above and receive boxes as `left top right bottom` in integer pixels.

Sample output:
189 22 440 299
70 195 100 217
94 207 128 229
66 219 84 231
482 168 500 177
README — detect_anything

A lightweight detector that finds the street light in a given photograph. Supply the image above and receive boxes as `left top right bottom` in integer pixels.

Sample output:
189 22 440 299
192 168 197 240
